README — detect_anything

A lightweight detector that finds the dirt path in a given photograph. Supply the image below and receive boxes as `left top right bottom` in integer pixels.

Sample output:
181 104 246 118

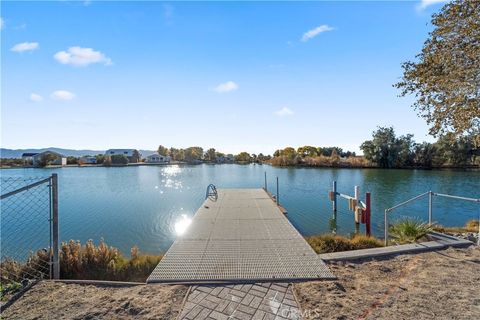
1 282 187 320
294 246 480 320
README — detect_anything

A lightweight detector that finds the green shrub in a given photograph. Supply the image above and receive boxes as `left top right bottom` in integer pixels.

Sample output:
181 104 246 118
389 218 433 244
306 234 383 254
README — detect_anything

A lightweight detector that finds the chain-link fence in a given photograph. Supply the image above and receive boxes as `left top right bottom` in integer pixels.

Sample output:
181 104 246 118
1 174 59 294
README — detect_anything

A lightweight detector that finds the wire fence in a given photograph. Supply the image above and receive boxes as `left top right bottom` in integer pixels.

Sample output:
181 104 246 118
1 174 59 292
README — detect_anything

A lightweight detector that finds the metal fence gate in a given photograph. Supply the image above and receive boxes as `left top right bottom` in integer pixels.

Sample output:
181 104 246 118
1 174 59 290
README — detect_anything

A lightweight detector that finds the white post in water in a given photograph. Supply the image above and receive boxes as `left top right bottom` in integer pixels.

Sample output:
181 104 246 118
354 185 360 230
332 181 337 212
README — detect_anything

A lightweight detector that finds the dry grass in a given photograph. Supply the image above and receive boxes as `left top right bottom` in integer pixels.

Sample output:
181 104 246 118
306 234 383 254
60 240 161 282
433 219 479 234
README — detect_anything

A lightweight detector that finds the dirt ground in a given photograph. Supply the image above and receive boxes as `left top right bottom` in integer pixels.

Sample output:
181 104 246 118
1 282 187 320
294 246 480 320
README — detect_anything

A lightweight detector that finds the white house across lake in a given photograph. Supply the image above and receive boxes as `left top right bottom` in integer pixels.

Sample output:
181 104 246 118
24 151 67 166
145 153 171 164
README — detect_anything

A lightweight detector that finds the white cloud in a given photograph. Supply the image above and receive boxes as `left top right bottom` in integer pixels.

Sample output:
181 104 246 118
51 90 76 101
416 0 448 11
54 47 112 66
0 17 4 30
212 81 239 93
10 42 39 53
301 25 334 42
274 107 294 116
29 93 44 102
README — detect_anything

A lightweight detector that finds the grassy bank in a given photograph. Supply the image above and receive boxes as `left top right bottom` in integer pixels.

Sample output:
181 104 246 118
306 234 383 254
433 219 479 234
1 239 161 298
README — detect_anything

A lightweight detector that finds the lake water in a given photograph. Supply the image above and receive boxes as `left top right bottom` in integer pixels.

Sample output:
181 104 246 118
1 165 479 255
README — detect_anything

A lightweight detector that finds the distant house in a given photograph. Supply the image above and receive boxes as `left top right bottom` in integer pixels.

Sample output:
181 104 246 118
105 149 141 163
145 153 171 164
79 156 97 165
216 155 235 164
22 153 38 165
32 151 67 167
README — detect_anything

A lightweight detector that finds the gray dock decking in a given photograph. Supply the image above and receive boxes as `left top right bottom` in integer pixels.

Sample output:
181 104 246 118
147 188 334 283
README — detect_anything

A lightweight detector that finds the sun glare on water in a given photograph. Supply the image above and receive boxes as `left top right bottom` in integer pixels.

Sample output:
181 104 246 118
174 214 192 235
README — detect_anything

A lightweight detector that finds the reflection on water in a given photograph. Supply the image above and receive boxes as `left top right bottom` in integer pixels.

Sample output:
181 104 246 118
1 165 478 255
174 214 192 235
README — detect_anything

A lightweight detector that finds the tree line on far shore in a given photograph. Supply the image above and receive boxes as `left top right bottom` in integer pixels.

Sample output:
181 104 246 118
270 127 479 169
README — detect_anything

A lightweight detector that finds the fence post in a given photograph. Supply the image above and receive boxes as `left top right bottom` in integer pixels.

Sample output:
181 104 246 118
365 192 371 237
264 172 267 192
276 177 279 205
51 174 59 279
428 191 433 225
332 181 337 212
384 209 388 246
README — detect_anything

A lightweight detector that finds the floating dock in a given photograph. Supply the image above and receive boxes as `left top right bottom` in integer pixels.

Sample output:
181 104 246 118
147 188 334 283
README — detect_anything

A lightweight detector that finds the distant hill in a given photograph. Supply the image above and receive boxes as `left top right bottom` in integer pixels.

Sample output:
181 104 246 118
0 148 157 158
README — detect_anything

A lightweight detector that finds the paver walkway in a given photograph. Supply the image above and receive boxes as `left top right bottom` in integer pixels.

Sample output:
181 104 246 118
178 282 301 320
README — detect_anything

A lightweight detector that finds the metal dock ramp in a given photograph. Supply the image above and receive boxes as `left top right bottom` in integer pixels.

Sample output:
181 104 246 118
147 188 334 283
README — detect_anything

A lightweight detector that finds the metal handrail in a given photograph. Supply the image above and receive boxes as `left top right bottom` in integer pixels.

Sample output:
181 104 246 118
433 193 479 203
205 184 218 201
384 191 480 246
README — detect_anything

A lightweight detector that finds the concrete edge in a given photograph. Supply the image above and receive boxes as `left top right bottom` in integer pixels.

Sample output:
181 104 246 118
319 233 473 262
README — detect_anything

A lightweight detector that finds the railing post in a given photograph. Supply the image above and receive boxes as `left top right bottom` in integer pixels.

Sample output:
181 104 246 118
428 191 433 225
384 209 388 246
276 176 279 205
332 181 337 212
264 171 267 192
365 192 371 237
51 174 59 279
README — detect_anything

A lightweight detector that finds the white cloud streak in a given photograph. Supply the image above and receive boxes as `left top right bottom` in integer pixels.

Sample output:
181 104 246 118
212 81 239 93
51 90 76 101
416 0 448 11
29 93 44 102
11 42 39 53
0 17 4 30
301 25 334 42
54 47 112 66
274 107 294 117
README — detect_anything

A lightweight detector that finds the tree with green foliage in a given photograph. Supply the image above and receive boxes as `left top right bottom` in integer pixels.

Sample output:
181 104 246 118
95 154 105 164
205 148 216 162
297 146 318 158
395 0 480 144
184 147 203 162
37 153 59 167
235 152 252 162
131 150 141 163
109 154 129 165
66 156 78 165
361 127 417 168
157 145 168 156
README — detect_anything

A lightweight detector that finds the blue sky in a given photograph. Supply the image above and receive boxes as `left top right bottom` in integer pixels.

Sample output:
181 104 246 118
1 0 448 154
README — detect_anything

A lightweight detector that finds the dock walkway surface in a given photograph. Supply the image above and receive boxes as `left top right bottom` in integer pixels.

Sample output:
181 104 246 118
147 188 334 283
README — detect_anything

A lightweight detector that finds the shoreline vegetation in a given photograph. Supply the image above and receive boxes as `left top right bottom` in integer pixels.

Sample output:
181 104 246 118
1 127 478 170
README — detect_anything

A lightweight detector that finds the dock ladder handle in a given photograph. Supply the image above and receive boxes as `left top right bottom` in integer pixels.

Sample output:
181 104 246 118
206 184 218 201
